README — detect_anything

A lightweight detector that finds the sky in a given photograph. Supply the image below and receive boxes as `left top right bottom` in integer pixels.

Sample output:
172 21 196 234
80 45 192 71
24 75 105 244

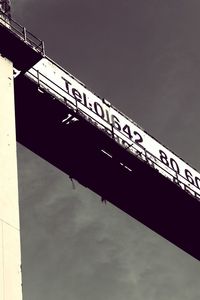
11 0 200 299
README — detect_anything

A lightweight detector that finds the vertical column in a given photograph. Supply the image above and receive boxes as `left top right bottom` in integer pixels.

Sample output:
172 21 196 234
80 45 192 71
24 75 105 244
0 55 22 299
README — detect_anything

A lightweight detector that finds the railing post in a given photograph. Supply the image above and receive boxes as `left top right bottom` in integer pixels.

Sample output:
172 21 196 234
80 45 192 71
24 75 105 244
41 41 45 56
111 124 114 139
37 70 40 86
23 27 27 42
75 97 79 113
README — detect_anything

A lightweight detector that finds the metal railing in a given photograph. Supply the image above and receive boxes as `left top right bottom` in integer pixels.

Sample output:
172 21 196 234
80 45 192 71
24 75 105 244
0 10 45 55
24 67 200 201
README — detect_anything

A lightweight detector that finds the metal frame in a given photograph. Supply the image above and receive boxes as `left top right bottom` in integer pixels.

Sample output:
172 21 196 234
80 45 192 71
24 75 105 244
24 68 200 200
0 10 45 56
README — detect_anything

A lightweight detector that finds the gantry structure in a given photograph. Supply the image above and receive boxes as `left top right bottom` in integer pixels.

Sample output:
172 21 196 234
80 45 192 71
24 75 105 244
1 8 200 299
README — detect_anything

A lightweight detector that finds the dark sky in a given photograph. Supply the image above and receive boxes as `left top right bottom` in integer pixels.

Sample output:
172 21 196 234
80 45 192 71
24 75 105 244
12 1 200 299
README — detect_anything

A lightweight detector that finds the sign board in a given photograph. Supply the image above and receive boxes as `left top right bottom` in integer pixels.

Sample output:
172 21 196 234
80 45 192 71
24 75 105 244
25 57 200 200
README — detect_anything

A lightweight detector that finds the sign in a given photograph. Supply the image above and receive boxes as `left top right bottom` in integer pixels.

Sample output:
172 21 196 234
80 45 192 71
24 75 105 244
25 57 200 199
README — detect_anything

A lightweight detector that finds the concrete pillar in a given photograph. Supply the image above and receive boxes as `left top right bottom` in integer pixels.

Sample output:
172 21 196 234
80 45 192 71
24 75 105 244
0 55 22 299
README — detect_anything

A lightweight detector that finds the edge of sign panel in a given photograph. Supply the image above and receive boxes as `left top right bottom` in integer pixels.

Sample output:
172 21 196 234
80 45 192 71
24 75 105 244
23 56 200 200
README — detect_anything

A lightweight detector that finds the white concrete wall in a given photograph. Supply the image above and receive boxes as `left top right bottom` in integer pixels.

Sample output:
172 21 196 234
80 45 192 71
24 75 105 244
0 55 22 299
